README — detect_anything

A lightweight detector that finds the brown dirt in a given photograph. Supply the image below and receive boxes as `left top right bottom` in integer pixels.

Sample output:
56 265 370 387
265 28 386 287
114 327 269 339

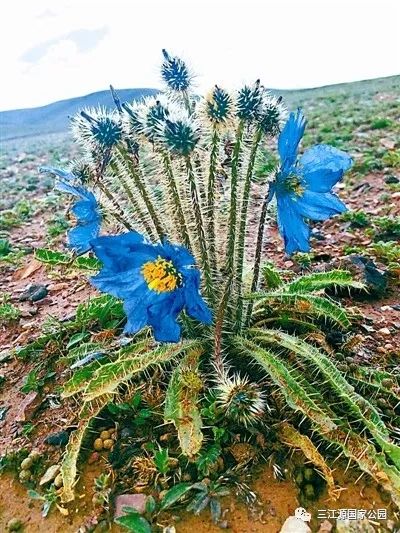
1 170 399 532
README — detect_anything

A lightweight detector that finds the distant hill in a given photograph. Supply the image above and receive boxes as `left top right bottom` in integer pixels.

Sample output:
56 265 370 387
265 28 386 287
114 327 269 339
0 88 159 141
1 75 399 143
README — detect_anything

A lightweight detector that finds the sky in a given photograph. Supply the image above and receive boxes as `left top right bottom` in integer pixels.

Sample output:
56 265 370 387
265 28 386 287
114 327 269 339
1 0 399 111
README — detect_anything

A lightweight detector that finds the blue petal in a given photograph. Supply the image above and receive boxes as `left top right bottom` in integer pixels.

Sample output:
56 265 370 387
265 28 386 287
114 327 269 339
147 295 184 342
68 219 102 254
91 268 146 299
299 145 352 192
161 241 196 268
276 194 310 255
295 190 347 221
182 268 212 324
278 109 306 175
90 232 154 271
39 166 75 182
72 198 99 223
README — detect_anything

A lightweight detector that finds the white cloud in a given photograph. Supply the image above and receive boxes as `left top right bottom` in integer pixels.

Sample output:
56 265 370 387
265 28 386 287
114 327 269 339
1 0 399 110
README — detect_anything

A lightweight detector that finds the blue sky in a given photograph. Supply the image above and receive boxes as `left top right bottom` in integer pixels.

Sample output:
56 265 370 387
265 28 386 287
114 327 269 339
1 0 399 111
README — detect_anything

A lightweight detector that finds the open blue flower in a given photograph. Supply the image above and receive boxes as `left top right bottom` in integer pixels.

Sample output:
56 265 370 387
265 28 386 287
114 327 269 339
40 166 101 254
272 109 352 255
89 232 212 342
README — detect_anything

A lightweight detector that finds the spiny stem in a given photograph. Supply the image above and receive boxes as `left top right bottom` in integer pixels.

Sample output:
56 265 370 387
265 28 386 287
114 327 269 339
161 150 192 249
109 161 156 240
214 275 233 373
207 128 220 274
225 121 245 278
234 127 263 331
185 156 214 305
95 179 133 232
245 184 274 326
117 146 166 240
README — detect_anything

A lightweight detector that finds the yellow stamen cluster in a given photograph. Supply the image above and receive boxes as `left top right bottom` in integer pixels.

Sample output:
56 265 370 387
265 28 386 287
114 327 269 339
142 256 181 293
286 175 305 197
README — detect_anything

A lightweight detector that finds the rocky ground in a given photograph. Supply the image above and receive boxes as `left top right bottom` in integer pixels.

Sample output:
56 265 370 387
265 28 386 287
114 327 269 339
0 77 399 532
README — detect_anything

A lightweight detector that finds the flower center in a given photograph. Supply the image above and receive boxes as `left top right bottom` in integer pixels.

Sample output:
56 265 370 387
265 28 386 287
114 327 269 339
142 256 181 293
285 174 305 197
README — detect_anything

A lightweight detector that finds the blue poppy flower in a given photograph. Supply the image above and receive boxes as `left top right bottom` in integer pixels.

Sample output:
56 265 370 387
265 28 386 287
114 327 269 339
40 166 102 254
272 109 352 255
89 231 212 342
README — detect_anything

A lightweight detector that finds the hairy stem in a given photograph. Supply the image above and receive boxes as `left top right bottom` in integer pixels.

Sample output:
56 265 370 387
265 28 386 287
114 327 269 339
185 156 214 304
225 121 245 280
245 184 274 326
161 150 192 249
234 127 263 330
109 161 156 240
117 146 166 240
207 128 220 274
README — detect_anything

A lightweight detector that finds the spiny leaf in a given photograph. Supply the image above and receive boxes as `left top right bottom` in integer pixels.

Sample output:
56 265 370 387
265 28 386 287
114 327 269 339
251 292 351 329
286 270 365 293
164 348 204 457
278 422 337 500
237 337 337 433
84 341 198 401
251 329 400 469
60 395 111 502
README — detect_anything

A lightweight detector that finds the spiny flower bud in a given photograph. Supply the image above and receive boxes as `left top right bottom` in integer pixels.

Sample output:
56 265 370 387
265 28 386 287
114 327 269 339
215 373 266 427
145 99 170 141
72 108 123 149
236 80 264 122
258 94 287 136
161 113 200 156
161 49 191 92
206 85 232 124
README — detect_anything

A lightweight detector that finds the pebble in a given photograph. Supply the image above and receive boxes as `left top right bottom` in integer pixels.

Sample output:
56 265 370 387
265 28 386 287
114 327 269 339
44 430 70 447
18 284 48 302
378 327 391 335
114 494 148 518
384 343 394 350
39 464 60 486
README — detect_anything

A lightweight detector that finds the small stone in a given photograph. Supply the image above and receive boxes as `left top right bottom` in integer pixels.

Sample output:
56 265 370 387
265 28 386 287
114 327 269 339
93 438 104 451
385 343 394 350
39 464 60 486
20 457 33 470
44 430 70 447
103 439 114 450
377 346 386 354
99 430 110 440
384 175 399 184
19 284 48 302
378 327 391 335
7 518 22 531
219 521 229 529
114 494 148 519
